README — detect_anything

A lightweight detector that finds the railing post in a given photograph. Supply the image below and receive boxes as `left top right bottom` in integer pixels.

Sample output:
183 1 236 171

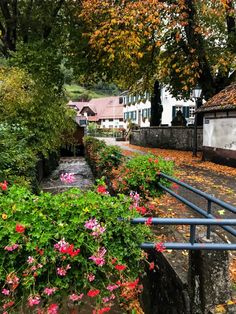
188 233 231 313
206 200 211 239
190 225 196 245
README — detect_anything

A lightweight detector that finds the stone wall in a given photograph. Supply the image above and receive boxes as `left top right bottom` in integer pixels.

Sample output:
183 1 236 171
130 127 203 151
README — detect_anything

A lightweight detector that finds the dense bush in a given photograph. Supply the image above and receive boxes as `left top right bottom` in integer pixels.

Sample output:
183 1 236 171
112 154 174 198
0 124 37 188
84 137 174 199
0 184 151 313
84 136 123 177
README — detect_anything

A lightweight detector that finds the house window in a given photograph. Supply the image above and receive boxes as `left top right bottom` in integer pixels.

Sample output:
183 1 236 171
148 108 151 117
142 109 148 118
189 106 195 118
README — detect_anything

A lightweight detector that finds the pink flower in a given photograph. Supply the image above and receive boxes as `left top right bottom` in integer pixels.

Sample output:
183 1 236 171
84 218 99 230
89 256 105 266
2 289 10 295
43 287 57 296
102 297 110 303
155 242 166 253
54 239 80 257
87 273 95 282
54 238 69 252
106 284 119 291
60 173 75 184
28 295 41 307
4 244 19 251
27 256 35 264
89 247 106 266
47 303 59 314
91 225 106 238
57 264 71 276
130 191 140 207
69 293 84 301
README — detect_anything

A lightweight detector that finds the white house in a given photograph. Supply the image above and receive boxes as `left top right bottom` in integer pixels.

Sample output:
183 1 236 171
122 87 195 127
68 97 124 129
197 83 236 167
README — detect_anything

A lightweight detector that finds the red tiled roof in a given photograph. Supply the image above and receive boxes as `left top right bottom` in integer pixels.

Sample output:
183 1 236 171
197 83 236 113
69 97 123 120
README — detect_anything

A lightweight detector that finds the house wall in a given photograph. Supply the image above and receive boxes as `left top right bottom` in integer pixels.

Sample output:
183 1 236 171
100 119 124 129
130 126 203 151
203 111 236 150
122 88 196 127
202 111 236 166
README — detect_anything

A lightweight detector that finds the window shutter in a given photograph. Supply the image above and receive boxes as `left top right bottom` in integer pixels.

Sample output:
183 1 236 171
172 106 176 118
183 106 187 117
186 106 190 118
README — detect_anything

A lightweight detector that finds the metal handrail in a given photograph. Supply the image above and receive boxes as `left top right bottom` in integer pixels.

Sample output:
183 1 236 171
129 173 236 250
131 218 236 225
160 172 236 214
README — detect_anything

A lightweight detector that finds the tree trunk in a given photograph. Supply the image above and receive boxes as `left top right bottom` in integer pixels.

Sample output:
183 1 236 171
150 80 163 126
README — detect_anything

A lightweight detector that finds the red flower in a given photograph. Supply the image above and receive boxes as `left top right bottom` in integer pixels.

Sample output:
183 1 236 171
97 185 107 194
155 242 166 253
47 303 59 314
66 244 80 257
97 307 111 314
124 278 139 289
36 246 44 256
15 224 25 233
3 301 15 309
87 289 100 297
172 183 179 190
0 180 8 191
111 258 117 264
149 262 155 270
148 158 153 163
115 264 126 271
154 159 158 164
145 217 153 226
136 206 147 215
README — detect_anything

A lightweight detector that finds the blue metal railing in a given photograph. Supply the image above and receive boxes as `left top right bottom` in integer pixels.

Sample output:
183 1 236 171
130 173 236 250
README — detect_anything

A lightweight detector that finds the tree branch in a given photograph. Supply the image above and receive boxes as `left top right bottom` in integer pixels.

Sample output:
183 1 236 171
43 0 65 39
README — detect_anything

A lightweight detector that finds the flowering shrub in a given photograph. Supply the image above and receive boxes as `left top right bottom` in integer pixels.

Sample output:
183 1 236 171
0 184 151 313
113 154 174 198
84 138 174 199
83 136 123 177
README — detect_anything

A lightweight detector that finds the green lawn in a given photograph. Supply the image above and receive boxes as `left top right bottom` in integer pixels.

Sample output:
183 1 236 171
65 84 114 101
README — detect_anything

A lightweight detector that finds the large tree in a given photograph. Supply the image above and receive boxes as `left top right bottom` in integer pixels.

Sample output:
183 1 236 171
0 1 80 154
78 0 236 124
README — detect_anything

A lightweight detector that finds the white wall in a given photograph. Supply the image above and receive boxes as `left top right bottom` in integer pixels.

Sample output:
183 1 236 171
122 87 195 128
100 119 124 129
203 111 236 150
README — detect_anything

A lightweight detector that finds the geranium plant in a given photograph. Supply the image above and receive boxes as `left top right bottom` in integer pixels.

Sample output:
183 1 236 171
112 154 174 198
0 183 151 313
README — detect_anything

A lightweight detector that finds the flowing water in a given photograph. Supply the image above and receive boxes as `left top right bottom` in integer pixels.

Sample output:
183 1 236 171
41 157 94 193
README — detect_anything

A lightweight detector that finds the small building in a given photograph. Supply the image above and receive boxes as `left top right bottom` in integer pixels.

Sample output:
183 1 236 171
122 87 195 127
68 97 124 129
197 83 236 167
